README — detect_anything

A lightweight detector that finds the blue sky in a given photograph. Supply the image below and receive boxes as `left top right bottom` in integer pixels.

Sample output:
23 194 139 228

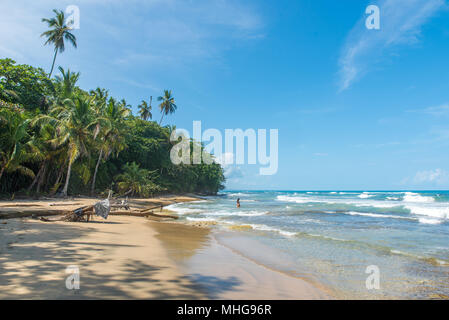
2 0 449 190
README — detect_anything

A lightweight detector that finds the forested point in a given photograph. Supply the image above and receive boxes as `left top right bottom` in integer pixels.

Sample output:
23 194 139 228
0 58 225 198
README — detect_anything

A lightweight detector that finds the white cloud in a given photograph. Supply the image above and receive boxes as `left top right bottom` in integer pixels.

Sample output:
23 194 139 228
224 166 244 179
214 152 242 180
214 152 234 166
421 103 449 116
402 168 449 186
338 0 445 91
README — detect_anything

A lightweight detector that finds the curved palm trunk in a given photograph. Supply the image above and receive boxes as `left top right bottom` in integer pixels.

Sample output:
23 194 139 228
62 160 73 197
50 164 65 196
36 162 48 194
91 148 103 196
159 112 165 126
0 166 5 182
48 49 58 77
28 163 45 192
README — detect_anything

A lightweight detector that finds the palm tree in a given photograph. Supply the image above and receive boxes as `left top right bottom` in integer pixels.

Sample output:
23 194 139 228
138 97 153 121
26 124 63 193
90 97 130 195
157 90 177 125
54 67 80 99
33 96 95 196
116 162 159 197
41 9 77 77
90 88 109 107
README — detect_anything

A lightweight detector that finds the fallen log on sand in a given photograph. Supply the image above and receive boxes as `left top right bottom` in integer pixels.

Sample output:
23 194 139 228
0 209 66 220
40 205 95 222
110 211 179 219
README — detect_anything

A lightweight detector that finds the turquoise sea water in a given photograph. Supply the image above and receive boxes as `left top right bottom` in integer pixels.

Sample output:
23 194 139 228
167 191 449 299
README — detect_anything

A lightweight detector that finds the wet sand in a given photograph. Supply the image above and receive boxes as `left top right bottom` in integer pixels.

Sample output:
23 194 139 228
153 222 332 299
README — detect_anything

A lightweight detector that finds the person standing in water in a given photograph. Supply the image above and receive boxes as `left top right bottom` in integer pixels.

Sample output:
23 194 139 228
237 198 241 208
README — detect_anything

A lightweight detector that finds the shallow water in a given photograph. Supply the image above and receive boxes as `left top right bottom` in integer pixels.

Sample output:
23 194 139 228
166 191 449 299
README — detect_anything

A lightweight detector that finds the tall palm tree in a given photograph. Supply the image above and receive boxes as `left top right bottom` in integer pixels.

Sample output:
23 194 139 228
41 9 77 77
157 90 177 125
138 97 153 121
90 97 130 195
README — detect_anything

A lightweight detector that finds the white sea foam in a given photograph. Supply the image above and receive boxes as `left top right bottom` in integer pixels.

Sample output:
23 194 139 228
228 192 250 197
186 217 217 222
386 196 400 200
165 204 203 214
403 192 435 203
204 210 268 217
405 204 449 220
345 211 413 220
276 194 399 209
247 224 297 237
417 217 443 225
354 202 399 208
276 195 311 203
358 192 374 199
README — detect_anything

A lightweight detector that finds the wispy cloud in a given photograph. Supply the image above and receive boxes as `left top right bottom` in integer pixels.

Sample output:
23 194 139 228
413 103 449 116
0 0 264 68
402 168 449 186
338 0 445 91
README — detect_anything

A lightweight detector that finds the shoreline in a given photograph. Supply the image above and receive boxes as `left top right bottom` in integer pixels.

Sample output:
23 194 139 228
0 196 332 299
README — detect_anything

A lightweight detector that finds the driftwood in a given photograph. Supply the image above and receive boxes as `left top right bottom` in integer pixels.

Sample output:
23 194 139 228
146 212 178 219
109 210 178 219
139 200 178 213
40 205 95 222
39 199 179 223
49 202 81 207
139 205 164 213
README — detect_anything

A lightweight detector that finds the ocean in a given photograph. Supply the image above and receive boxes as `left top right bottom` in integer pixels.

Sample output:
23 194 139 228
166 190 449 299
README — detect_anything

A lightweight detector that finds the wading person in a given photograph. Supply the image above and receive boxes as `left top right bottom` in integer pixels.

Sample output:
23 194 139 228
236 198 240 208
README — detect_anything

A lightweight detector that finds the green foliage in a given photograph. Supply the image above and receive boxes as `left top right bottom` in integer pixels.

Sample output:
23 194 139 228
0 108 37 182
0 58 54 111
116 162 164 197
0 58 225 197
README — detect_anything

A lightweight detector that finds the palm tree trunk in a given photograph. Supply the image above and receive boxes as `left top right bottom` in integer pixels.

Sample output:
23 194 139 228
91 148 103 196
28 163 44 192
48 48 58 77
36 162 47 194
0 166 5 182
62 160 73 197
159 112 165 126
50 165 65 196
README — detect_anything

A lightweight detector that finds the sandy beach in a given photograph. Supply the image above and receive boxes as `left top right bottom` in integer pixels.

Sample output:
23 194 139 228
0 197 331 299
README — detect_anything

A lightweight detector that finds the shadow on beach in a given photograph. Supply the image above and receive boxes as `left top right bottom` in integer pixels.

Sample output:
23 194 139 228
0 218 241 299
